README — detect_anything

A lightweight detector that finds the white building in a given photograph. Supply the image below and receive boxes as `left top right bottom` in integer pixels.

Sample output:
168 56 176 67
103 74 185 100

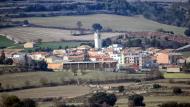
108 44 123 52
94 31 102 49
30 52 48 61
124 51 151 69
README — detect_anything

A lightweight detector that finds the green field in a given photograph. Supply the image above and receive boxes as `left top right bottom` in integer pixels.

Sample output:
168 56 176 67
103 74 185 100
13 14 186 35
164 73 190 79
0 35 15 48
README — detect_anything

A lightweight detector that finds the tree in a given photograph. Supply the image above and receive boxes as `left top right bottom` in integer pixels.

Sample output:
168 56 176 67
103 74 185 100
173 87 182 95
77 5 87 14
4 58 13 65
128 94 145 107
0 50 5 64
76 21 83 34
88 92 117 107
38 60 48 71
110 0 130 15
37 38 42 43
118 85 125 93
153 84 161 89
23 20 29 25
102 38 112 47
184 28 190 36
92 23 103 31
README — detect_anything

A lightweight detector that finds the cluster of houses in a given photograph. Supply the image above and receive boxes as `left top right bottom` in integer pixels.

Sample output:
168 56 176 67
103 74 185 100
1 32 190 73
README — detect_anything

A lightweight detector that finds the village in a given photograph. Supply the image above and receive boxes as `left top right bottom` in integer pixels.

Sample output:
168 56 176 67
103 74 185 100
1 31 190 74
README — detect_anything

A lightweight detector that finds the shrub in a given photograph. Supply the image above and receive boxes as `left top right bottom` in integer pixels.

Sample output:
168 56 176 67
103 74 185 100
88 92 117 107
153 84 161 89
118 85 125 93
173 87 182 95
1 95 20 107
128 94 145 107
21 98 36 107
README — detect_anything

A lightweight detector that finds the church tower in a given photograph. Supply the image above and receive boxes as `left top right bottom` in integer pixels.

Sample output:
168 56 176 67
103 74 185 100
94 31 102 49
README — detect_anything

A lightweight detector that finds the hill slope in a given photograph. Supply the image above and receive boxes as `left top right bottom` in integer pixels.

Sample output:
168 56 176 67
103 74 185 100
13 14 186 35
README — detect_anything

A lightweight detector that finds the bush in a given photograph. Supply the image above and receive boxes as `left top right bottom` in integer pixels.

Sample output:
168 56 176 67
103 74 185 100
118 85 125 93
153 84 161 89
173 87 182 95
88 92 117 107
128 94 145 107
1 95 20 107
21 98 36 107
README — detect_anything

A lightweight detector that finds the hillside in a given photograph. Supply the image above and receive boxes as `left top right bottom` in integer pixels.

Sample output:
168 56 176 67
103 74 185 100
13 14 186 35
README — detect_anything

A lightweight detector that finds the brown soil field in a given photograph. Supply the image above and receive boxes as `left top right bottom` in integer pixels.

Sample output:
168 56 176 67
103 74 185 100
0 85 90 99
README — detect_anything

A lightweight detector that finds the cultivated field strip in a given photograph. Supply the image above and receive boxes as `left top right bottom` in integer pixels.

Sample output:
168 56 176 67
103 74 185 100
0 27 123 42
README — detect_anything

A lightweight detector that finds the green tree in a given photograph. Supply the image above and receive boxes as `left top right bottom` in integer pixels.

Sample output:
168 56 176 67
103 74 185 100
128 94 145 107
23 20 29 25
92 23 103 31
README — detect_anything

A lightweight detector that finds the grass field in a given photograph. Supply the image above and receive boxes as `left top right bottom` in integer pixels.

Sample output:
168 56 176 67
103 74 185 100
164 73 190 79
0 27 122 42
13 14 186 35
0 35 15 48
0 71 145 88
